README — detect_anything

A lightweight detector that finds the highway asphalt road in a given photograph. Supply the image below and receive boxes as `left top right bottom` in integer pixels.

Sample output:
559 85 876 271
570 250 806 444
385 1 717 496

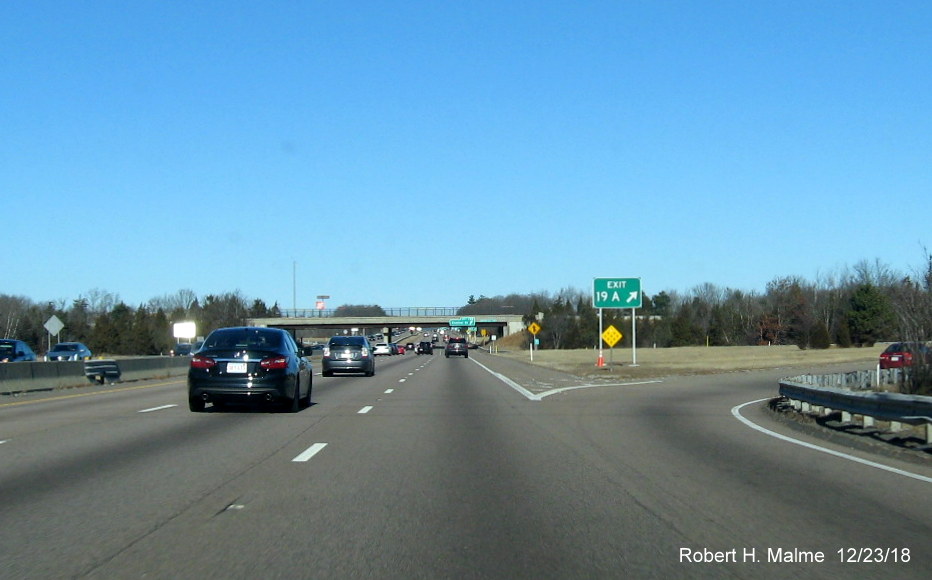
0 349 929 579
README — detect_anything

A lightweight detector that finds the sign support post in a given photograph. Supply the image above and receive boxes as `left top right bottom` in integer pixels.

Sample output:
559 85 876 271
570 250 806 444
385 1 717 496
597 309 604 367
631 307 638 367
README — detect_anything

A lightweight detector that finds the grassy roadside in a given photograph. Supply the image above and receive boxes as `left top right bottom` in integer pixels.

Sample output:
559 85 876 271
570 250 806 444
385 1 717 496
489 335 887 379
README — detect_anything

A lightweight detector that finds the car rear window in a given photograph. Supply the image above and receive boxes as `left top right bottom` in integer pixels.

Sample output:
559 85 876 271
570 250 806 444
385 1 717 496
204 328 283 349
330 337 365 347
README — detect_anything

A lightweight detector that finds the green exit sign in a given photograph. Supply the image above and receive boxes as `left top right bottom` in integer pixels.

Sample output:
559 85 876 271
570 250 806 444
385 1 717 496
593 277 642 309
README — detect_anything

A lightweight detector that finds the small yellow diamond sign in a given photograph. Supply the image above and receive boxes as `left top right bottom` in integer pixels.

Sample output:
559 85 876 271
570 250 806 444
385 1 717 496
528 322 541 335
602 325 622 347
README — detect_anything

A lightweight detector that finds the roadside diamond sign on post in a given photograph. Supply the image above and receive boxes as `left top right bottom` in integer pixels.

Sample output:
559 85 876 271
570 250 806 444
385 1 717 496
44 315 65 352
602 325 622 348
44 315 64 336
526 322 542 361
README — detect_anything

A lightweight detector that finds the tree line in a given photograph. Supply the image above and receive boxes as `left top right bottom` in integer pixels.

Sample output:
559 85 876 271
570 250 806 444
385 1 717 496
0 289 280 356
3 255 930 359
459 257 932 351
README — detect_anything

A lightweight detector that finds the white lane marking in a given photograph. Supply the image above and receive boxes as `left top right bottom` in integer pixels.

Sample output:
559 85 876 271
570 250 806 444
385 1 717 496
358 406 373 414
398 378 406 383
292 442 327 462
535 380 663 399
138 404 178 413
732 399 932 484
0 440 8 445
469 358 540 400
469 358 660 401
384 389 394 394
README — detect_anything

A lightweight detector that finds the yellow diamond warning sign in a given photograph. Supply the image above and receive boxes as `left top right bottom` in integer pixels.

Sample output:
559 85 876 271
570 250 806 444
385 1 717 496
602 325 622 348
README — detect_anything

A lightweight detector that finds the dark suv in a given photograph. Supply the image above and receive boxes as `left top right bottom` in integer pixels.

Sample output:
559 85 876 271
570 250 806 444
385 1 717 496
416 341 433 355
445 337 469 358
322 336 375 377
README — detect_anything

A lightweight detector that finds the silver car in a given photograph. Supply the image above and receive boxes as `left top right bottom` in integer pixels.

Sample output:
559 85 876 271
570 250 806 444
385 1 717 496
46 342 93 361
322 336 375 377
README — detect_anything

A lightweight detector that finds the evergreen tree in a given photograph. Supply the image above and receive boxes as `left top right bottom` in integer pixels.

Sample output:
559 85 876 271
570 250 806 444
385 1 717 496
810 321 832 349
846 284 895 346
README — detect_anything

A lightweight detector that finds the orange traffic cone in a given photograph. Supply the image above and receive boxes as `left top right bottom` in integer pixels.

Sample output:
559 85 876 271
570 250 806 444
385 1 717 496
596 354 605 367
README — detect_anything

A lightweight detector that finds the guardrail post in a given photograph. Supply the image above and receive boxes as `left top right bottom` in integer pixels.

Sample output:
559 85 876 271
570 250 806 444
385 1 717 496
890 421 903 432
862 415 874 428
925 424 932 445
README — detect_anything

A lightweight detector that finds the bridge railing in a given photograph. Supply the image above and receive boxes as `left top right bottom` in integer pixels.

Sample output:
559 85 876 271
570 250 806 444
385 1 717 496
279 307 462 318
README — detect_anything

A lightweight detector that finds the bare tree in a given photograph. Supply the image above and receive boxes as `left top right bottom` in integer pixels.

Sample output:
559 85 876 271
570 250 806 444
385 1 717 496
148 289 198 313
82 288 121 317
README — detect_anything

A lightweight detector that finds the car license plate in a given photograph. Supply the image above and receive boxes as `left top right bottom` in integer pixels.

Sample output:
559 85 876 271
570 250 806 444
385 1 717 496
227 362 248 373
341 351 354 360
890 356 900 362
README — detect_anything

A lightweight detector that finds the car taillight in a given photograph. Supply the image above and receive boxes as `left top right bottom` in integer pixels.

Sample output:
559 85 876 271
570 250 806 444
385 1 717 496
260 356 289 369
323 347 331 357
191 355 217 369
362 347 369 357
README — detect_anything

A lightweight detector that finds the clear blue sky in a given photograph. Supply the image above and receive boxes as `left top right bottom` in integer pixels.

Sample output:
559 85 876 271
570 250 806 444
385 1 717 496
4 1 930 310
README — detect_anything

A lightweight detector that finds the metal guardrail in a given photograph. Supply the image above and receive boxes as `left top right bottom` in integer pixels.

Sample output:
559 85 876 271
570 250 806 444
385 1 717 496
84 359 122 384
785 367 917 391
778 376 932 444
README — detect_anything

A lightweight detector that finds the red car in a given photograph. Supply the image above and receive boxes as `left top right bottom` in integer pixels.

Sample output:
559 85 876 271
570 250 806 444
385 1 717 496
879 342 932 369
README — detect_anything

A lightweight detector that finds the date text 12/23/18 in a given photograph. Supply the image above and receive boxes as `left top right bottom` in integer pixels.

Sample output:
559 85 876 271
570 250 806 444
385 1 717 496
679 547 911 564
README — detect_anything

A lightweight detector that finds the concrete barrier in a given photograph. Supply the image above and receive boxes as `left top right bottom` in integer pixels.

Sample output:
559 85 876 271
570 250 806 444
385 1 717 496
0 357 190 394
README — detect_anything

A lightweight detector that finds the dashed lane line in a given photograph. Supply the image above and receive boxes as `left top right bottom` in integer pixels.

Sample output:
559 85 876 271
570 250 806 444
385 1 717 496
138 404 178 413
292 442 328 462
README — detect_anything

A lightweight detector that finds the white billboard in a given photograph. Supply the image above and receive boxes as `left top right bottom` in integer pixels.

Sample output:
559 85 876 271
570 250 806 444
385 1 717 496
173 322 197 340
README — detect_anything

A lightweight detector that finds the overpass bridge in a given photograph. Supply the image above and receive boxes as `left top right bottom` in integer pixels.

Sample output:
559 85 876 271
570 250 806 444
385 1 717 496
247 308 526 341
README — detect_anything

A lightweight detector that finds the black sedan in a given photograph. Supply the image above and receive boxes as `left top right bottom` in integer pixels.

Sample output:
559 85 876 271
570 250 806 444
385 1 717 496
188 327 312 412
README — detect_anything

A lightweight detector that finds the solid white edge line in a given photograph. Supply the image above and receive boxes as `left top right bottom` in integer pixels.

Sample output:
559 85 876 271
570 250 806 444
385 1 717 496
536 380 664 399
470 358 663 400
138 404 178 413
469 358 540 401
292 442 327 462
358 406 373 414
732 398 932 484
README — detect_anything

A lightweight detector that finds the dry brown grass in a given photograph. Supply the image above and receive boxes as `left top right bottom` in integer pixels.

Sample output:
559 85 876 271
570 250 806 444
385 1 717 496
490 334 886 379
